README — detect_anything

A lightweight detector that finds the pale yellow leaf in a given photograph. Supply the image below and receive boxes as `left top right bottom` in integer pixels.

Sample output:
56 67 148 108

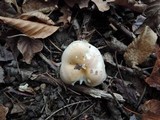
124 26 157 68
0 16 59 38
17 37 43 64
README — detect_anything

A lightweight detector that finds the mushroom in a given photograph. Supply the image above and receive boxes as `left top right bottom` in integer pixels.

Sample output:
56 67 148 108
60 40 107 87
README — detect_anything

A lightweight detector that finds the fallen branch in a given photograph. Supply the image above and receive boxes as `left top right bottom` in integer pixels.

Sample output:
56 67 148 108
31 73 125 102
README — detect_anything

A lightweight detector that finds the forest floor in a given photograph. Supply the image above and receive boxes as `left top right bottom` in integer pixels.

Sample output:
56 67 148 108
0 0 160 120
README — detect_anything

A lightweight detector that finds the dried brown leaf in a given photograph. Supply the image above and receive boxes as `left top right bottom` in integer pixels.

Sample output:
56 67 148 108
142 0 160 36
91 0 115 12
142 99 160 114
0 1 17 17
22 0 58 13
142 99 160 120
145 47 160 90
124 26 157 69
5 0 21 13
17 37 43 64
142 112 160 120
19 11 55 25
64 0 90 8
144 0 160 17
0 104 8 120
114 0 147 12
0 16 59 38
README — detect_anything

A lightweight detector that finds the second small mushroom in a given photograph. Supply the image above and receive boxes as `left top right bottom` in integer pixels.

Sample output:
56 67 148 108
60 40 107 87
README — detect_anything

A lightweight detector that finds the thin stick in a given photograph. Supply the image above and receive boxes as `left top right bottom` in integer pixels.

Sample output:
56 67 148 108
71 103 95 120
38 52 58 71
45 100 91 120
49 39 62 52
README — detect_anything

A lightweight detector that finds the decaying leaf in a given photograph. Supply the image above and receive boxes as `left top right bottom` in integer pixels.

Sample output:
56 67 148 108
142 112 160 120
0 104 8 120
19 11 55 25
57 6 71 25
143 0 160 36
0 1 17 17
6 38 20 59
124 26 157 69
17 37 43 64
18 83 35 94
64 0 90 8
5 0 21 14
0 45 14 61
114 0 147 12
141 99 160 120
145 47 160 90
0 66 4 83
91 0 115 12
114 0 136 6
22 0 58 13
0 15 59 39
11 103 25 114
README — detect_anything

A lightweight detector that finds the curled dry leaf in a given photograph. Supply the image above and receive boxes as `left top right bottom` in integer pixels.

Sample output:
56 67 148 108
145 47 160 90
0 104 8 120
64 0 90 8
141 99 160 120
91 0 115 12
22 0 58 13
17 37 43 64
19 11 55 25
124 26 157 69
0 15 59 39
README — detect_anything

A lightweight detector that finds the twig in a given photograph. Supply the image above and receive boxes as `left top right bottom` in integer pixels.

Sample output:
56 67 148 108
108 90 129 119
135 86 147 110
49 39 62 52
114 52 131 102
70 85 125 102
71 103 95 120
123 106 141 116
38 52 58 71
94 37 127 55
32 73 124 102
109 18 135 39
104 57 150 79
45 100 91 120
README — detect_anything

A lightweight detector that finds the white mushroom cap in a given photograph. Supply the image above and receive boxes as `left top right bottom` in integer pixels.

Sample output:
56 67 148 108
60 40 107 87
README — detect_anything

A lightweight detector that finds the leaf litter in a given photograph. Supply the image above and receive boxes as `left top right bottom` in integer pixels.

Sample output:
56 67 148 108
0 0 159 120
